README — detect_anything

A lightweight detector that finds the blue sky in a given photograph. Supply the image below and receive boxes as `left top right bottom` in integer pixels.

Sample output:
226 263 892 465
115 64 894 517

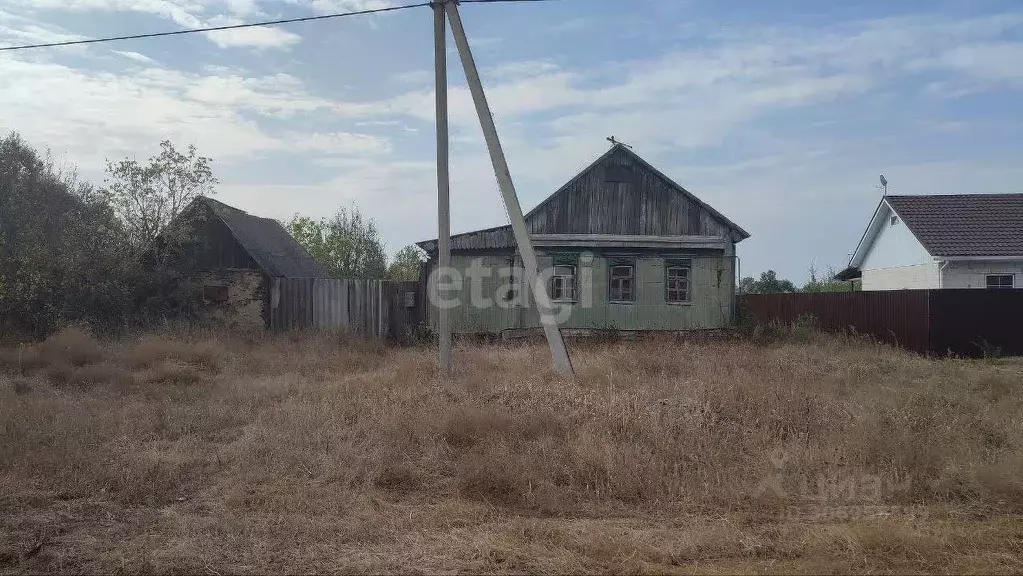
2 0 1022 282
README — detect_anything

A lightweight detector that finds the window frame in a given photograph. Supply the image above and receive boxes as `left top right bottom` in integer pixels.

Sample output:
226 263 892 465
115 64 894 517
665 259 692 304
986 274 1015 290
550 257 578 303
608 259 636 303
203 284 230 304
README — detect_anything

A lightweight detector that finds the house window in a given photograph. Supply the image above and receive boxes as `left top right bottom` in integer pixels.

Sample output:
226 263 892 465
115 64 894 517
551 264 577 302
203 285 229 303
609 263 635 302
986 274 1014 289
890 215 899 226
665 262 691 303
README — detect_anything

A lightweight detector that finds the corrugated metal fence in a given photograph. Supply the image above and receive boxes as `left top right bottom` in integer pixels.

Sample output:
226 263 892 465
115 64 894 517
928 290 1023 356
739 289 1023 357
269 278 425 339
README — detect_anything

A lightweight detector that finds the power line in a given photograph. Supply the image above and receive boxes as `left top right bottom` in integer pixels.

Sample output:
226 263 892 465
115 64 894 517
0 0 558 52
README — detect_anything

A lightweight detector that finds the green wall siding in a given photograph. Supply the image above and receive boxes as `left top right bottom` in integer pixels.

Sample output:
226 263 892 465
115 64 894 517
431 248 734 333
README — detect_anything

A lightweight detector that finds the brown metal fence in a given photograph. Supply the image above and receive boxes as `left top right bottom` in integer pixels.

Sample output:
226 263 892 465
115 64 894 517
738 290 1023 357
928 290 1023 357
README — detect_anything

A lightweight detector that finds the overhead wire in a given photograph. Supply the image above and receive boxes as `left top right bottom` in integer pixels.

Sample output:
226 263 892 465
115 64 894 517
0 0 559 52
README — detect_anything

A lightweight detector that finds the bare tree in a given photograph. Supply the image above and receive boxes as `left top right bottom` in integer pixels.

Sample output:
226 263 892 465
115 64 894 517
101 141 217 250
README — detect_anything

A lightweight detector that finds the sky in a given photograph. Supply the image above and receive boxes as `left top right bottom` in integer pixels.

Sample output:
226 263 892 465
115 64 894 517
2 0 1022 283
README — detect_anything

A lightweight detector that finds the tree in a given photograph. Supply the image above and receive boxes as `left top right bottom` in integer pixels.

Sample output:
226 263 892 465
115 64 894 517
387 245 425 281
802 265 854 293
739 270 798 294
287 205 387 279
101 140 217 250
0 132 140 337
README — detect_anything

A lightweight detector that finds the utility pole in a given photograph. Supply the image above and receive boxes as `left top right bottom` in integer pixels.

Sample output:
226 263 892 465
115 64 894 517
443 1 573 376
434 0 452 376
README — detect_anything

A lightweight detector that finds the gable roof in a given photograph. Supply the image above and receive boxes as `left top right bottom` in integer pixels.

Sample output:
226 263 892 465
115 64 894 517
418 144 749 252
885 194 1023 257
197 197 328 278
845 193 1023 273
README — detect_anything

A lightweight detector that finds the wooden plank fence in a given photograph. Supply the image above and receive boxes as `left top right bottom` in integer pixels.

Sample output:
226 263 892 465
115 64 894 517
269 278 426 339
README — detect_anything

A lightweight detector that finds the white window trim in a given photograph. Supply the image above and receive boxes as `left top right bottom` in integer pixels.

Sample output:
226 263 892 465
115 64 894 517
551 264 577 302
985 274 1015 289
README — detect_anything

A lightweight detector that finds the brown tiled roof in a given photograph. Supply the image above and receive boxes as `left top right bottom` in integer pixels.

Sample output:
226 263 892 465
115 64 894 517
885 194 1023 257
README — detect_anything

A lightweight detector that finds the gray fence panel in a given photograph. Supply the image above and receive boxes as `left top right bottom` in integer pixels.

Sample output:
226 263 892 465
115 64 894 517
272 278 411 338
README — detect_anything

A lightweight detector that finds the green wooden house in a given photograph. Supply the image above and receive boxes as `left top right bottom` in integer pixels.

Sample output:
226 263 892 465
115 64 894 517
417 144 750 335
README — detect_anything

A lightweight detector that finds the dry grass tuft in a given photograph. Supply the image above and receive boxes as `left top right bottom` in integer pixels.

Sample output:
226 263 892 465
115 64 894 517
143 360 207 385
123 336 227 373
36 326 104 367
2 329 1023 573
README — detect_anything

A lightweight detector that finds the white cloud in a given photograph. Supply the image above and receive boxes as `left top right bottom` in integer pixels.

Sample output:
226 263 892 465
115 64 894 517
0 10 87 46
306 0 397 14
202 23 302 48
920 42 1023 87
0 57 350 165
183 72 333 117
0 23 86 46
288 131 393 156
7 0 302 48
111 50 157 64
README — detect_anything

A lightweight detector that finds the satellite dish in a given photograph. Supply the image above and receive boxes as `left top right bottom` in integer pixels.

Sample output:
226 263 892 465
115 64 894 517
879 174 887 187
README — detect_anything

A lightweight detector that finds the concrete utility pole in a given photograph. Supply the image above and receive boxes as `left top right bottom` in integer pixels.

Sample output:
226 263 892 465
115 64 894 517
443 1 574 376
434 0 452 375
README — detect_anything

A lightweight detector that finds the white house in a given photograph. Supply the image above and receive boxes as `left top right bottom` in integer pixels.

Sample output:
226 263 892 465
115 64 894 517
837 194 1023 290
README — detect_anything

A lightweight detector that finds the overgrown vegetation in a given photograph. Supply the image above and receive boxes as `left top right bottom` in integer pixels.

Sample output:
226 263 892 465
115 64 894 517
387 244 426 281
101 140 218 250
287 206 389 279
0 134 141 337
740 266 854 294
0 134 227 339
1 132 424 340
2 330 1022 573
286 205 425 282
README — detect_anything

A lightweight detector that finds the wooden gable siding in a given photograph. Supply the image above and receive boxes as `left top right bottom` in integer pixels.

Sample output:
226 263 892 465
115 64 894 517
524 147 729 237
168 202 260 271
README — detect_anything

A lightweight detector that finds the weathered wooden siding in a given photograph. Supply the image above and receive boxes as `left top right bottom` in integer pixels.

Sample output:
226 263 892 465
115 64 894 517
430 249 734 333
418 146 745 253
270 278 391 337
525 147 730 238
163 201 261 271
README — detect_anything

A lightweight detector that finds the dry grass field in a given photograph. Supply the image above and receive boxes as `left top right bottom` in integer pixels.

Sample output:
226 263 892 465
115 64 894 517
2 327 1023 574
